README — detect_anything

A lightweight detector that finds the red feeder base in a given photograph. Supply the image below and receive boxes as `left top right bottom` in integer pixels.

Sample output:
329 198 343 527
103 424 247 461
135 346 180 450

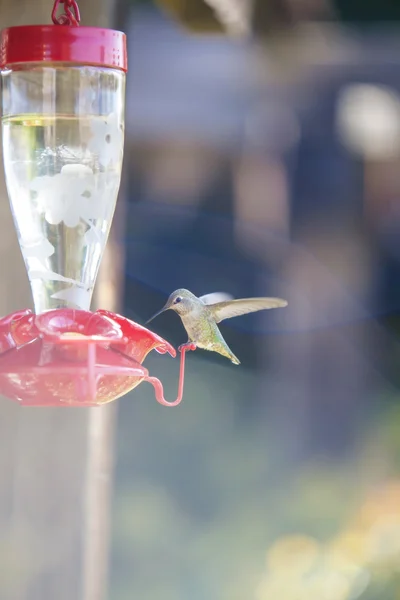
0 309 188 407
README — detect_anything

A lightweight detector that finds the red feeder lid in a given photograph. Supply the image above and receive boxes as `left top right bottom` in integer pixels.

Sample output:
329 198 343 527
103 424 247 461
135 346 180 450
0 25 127 72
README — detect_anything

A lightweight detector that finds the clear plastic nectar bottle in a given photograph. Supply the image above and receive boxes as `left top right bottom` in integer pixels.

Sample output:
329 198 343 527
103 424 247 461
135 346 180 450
1 24 127 312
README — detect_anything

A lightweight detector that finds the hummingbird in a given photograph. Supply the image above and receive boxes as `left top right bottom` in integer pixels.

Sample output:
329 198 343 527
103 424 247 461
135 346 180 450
146 289 288 365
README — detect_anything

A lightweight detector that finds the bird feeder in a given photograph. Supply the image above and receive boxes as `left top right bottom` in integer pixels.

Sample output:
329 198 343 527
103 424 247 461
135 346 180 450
0 0 188 406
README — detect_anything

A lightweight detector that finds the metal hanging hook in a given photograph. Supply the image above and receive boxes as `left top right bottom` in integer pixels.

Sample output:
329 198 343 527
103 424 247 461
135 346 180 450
52 0 81 26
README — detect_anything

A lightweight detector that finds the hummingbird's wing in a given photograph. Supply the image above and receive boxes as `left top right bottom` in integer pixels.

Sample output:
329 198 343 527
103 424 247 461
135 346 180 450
209 297 288 323
199 292 234 305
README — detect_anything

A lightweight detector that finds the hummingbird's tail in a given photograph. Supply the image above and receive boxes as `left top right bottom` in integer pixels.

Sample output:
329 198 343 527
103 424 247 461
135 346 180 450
201 340 241 365
230 354 241 365
218 343 240 365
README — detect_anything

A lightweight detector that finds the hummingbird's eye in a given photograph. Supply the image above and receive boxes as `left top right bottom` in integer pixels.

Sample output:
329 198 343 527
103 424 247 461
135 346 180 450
174 296 182 304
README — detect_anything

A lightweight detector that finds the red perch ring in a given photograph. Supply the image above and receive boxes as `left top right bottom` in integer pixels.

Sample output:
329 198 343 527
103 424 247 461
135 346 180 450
0 308 187 407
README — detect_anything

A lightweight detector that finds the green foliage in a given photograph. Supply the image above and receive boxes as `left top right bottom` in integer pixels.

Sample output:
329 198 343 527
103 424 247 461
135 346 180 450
109 347 400 599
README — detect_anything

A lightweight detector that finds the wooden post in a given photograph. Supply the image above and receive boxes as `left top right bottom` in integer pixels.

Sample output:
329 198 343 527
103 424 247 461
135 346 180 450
83 178 127 600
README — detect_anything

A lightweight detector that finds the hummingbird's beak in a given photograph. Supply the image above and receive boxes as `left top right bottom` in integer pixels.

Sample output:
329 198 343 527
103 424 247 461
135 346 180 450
145 304 169 325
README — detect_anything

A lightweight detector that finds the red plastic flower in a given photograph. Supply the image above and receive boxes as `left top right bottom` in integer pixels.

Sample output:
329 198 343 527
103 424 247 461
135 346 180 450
0 308 187 407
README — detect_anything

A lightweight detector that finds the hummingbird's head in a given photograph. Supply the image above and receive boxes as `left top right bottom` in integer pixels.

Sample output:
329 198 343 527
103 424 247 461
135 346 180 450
165 289 198 315
145 289 198 324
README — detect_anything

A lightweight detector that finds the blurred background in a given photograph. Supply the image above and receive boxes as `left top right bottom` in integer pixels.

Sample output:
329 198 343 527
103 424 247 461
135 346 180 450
2 0 400 598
